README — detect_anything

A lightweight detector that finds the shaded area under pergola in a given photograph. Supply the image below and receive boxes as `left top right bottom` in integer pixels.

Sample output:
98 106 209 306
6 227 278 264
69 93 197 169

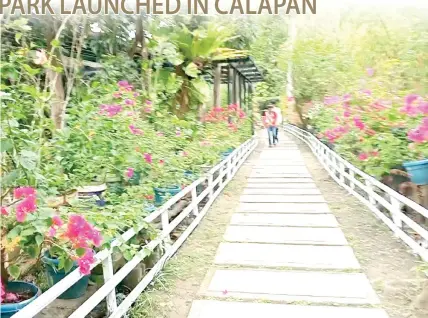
202 56 264 111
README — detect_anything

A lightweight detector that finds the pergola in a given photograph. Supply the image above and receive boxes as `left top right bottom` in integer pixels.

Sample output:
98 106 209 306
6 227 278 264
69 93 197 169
203 56 264 111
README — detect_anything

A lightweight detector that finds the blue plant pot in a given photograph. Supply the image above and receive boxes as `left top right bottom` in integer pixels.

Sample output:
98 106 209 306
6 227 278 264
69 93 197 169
0 281 41 318
78 190 106 206
42 253 90 299
144 203 156 213
403 159 428 185
154 186 181 206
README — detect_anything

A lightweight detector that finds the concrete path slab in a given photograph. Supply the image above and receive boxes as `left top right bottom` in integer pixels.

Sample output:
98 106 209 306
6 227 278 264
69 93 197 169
215 243 360 269
224 225 348 245
188 300 389 318
254 161 306 166
250 173 312 178
246 183 318 189
243 188 321 195
202 269 380 304
230 213 338 227
247 178 314 183
240 194 326 203
238 202 331 213
251 167 310 173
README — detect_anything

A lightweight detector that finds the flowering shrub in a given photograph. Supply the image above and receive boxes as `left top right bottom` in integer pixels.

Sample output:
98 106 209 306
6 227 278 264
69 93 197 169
1 187 102 284
309 90 428 177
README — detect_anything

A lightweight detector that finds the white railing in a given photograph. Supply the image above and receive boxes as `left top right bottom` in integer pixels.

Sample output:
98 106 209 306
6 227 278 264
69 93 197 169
12 136 258 318
284 124 428 261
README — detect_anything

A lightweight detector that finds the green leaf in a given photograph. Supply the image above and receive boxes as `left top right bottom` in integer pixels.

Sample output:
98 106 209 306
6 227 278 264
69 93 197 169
137 248 151 260
184 62 200 78
1 170 19 187
20 228 36 237
27 245 40 258
123 250 133 261
8 265 21 279
0 139 13 152
19 150 38 170
51 39 61 48
15 33 22 43
22 64 40 76
64 258 74 273
7 226 21 240
35 234 44 246
76 248 86 257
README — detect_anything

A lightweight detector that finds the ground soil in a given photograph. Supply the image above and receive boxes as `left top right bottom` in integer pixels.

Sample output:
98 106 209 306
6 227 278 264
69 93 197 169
129 135 428 318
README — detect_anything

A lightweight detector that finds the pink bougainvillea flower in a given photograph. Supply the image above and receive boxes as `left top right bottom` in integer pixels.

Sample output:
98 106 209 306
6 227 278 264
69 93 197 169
144 107 152 113
159 160 165 165
370 151 379 157
405 94 421 106
129 125 143 135
47 226 56 237
1 206 9 216
99 104 123 117
343 94 352 102
15 196 37 222
14 187 36 199
238 110 246 119
366 129 376 136
146 100 152 105
113 92 122 98
287 96 295 102
213 106 223 113
125 99 135 106
118 80 129 87
126 167 135 179
419 102 428 115
366 68 375 77
175 130 181 136
228 104 238 111
133 92 140 97
353 116 365 131
324 96 340 105
182 151 188 157
52 215 63 227
343 110 351 118
145 195 154 201
64 215 102 248
77 249 95 276
358 153 369 161
156 132 164 137
144 153 152 164
360 89 372 96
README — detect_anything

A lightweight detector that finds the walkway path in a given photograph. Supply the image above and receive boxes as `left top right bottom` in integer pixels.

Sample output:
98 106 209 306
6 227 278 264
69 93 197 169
187 133 390 318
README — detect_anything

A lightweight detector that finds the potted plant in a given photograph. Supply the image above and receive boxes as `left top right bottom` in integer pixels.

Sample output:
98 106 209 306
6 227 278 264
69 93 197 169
1 187 102 312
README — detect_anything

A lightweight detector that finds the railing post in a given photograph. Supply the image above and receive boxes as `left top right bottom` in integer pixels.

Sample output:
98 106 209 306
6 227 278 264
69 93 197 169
102 255 117 315
161 210 170 241
349 169 355 190
191 187 199 216
365 179 377 206
338 161 345 184
208 173 214 199
390 196 403 229
227 157 232 180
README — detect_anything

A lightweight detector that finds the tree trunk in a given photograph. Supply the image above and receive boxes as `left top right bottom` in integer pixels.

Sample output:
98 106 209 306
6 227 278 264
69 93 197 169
294 98 308 128
45 20 66 130
175 66 190 118
213 64 221 107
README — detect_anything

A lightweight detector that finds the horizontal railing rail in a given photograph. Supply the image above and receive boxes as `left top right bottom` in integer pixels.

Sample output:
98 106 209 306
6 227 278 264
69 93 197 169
12 136 258 318
284 124 428 262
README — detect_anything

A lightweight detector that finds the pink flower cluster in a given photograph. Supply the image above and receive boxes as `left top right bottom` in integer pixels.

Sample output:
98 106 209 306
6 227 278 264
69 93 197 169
1 279 18 303
323 126 349 143
144 153 152 164
48 215 64 237
99 104 123 117
126 167 135 179
129 124 143 135
13 187 37 222
353 116 365 131
118 80 134 92
64 215 102 249
408 118 428 143
400 95 428 116
358 151 379 161
77 249 95 276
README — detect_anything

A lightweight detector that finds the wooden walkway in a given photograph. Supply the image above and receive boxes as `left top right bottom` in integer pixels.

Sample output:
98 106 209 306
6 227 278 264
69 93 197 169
187 133 390 318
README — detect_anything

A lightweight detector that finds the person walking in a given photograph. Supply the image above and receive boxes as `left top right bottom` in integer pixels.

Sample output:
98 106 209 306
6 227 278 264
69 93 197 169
272 104 282 144
262 105 278 147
